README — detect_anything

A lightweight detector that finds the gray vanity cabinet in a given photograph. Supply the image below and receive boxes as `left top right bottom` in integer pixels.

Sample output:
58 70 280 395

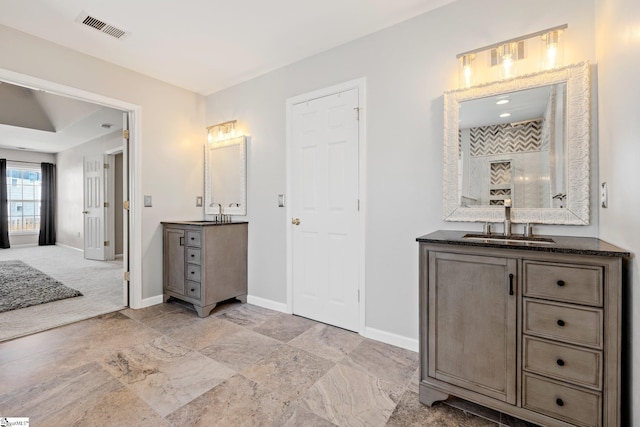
428 252 517 404
418 231 628 427
162 221 248 317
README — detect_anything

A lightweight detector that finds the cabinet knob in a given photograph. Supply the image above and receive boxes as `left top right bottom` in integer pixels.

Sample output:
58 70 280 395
556 398 564 407
556 358 565 367
557 319 565 327
557 280 565 287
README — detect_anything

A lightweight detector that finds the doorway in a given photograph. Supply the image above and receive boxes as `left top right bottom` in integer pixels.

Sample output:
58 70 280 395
286 78 366 333
0 67 141 310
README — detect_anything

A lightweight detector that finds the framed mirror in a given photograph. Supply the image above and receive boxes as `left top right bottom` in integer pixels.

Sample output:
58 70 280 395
443 61 590 224
204 136 247 215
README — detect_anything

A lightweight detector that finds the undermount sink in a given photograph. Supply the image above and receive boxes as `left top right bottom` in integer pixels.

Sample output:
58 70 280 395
462 233 556 246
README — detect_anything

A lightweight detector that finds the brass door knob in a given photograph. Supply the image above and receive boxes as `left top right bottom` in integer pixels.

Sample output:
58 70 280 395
291 218 301 225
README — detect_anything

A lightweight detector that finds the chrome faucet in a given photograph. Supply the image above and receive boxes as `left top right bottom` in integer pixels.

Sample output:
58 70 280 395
504 199 512 237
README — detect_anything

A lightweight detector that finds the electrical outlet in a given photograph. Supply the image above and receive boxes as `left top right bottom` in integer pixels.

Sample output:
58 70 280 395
144 195 152 207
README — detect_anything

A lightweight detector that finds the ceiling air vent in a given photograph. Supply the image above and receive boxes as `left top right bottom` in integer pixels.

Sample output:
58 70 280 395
76 12 128 39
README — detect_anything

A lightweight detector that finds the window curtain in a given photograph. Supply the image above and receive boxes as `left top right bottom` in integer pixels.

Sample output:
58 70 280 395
0 159 10 248
38 162 56 246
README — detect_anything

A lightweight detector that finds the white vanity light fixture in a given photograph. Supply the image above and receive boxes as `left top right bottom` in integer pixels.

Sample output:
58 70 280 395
456 24 567 88
207 120 239 143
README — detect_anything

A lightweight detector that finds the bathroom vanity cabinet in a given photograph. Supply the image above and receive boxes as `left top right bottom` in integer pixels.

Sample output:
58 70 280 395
162 221 247 317
417 231 629 427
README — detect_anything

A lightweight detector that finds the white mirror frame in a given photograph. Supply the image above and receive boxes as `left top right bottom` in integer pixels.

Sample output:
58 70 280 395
443 61 590 225
204 136 247 216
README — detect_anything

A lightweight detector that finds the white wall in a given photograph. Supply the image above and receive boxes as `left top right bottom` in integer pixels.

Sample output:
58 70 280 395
55 130 122 250
595 0 640 423
206 0 598 344
0 148 55 246
0 24 206 300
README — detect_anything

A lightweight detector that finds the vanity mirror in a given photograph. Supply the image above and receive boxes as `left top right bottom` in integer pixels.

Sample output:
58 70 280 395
204 135 247 215
443 61 590 224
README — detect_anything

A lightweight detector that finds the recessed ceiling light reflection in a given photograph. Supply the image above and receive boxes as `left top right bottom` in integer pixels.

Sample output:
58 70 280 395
496 99 510 105
499 113 511 118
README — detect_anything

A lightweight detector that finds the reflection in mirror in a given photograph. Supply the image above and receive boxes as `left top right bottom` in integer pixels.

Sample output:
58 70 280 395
443 62 590 225
458 84 567 209
204 136 247 216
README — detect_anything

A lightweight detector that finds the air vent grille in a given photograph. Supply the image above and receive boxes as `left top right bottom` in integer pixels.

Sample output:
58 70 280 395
76 12 128 39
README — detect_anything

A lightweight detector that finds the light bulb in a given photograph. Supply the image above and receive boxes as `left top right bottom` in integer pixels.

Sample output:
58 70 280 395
207 130 213 143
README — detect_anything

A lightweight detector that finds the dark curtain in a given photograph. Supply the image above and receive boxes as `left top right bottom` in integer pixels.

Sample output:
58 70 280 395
0 159 9 248
38 162 56 246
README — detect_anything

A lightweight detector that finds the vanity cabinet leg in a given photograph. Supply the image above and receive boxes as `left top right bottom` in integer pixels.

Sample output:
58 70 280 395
163 294 171 303
195 303 217 318
419 385 449 407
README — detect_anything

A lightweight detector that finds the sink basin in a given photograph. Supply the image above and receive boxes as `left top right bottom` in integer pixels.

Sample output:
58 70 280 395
462 233 556 246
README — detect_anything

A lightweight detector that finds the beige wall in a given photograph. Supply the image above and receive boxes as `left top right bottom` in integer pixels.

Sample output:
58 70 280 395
55 130 122 249
595 0 640 422
0 24 206 300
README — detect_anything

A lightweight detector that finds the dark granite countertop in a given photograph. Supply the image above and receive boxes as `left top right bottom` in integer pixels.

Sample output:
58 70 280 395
161 220 248 226
416 230 630 257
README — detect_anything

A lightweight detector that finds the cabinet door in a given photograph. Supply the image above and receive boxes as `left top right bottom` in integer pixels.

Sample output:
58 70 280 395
428 251 517 404
164 227 186 295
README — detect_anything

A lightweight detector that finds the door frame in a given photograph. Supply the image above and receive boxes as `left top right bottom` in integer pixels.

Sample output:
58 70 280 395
0 67 143 309
105 147 123 262
285 77 367 334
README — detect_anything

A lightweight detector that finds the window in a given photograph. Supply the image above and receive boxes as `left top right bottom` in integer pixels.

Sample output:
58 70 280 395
7 167 41 233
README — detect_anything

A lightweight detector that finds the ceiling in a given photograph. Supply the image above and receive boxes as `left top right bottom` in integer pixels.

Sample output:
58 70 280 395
0 0 454 153
0 81 123 153
0 0 455 95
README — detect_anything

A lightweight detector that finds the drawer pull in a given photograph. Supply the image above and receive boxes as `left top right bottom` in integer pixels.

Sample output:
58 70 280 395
179 237 185 246
557 280 565 287
556 398 565 407
556 358 565 367
509 273 514 295
190 271 195 275
191 237 195 240
190 288 195 292
557 319 565 327
190 254 195 258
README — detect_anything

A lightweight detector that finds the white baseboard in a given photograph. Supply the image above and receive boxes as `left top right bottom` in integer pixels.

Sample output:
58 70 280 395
140 295 164 308
247 295 290 314
55 243 83 252
363 326 418 353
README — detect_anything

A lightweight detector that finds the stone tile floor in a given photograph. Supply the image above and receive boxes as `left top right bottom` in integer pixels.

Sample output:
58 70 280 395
0 300 537 426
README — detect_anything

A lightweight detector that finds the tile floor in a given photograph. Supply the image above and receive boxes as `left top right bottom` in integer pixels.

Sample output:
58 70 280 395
0 300 537 426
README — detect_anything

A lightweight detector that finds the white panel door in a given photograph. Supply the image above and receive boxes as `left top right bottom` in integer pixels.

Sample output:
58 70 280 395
291 88 360 331
83 155 105 260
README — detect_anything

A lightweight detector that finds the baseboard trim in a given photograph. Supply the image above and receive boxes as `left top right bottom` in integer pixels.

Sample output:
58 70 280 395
55 243 83 252
363 326 418 352
140 295 164 308
247 295 290 314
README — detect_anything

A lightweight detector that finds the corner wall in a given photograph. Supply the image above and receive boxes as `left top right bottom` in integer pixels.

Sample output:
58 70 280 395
205 0 597 345
595 0 640 423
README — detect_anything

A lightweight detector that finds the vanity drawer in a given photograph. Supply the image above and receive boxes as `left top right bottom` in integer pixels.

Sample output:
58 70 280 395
523 261 602 307
186 231 201 247
186 281 201 299
524 299 603 349
523 373 601 427
523 336 602 390
186 248 201 265
186 264 201 282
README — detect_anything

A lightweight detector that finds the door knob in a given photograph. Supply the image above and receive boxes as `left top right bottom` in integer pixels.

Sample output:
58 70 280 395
291 218 301 225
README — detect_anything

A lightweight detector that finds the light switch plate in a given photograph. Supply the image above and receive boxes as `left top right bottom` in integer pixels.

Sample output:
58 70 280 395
278 194 286 207
196 196 203 207
144 195 152 207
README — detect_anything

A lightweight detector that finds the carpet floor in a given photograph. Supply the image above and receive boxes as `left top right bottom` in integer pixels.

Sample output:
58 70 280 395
0 245 124 342
0 260 83 313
